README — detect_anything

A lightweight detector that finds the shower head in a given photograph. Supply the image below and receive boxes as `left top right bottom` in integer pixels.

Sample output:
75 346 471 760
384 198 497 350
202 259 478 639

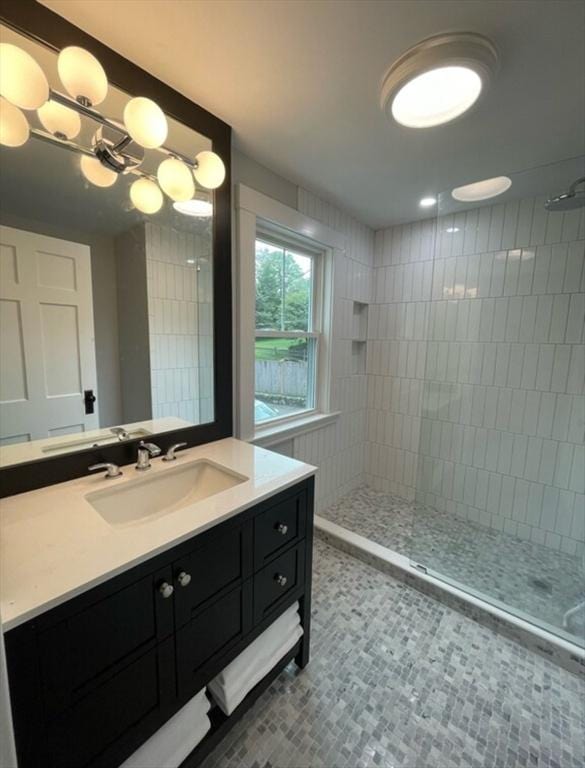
545 175 585 211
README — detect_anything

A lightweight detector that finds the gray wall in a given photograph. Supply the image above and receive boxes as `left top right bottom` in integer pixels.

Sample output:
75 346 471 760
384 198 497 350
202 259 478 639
0 212 123 428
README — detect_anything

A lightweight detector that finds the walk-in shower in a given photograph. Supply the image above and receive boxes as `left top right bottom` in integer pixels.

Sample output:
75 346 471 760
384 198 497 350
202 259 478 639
321 156 585 650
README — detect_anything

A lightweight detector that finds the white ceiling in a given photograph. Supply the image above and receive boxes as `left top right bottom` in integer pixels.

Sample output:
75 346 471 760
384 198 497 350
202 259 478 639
43 0 585 228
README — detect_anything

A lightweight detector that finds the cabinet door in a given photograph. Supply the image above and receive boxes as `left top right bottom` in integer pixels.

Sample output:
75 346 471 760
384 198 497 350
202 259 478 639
39 565 174 716
46 640 175 768
173 524 251 628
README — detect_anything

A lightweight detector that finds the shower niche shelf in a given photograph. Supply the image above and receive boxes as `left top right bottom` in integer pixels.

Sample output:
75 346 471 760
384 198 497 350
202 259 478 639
351 341 366 376
351 302 368 342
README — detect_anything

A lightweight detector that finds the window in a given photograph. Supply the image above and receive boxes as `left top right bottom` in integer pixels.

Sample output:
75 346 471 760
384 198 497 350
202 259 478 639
254 236 321 425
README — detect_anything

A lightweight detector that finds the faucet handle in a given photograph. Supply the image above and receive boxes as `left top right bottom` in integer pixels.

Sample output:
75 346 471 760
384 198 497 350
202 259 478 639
89 462 122 479
163 442 188 462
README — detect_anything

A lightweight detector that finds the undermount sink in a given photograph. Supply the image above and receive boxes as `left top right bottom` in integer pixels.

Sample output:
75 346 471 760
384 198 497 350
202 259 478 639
86 460 247 528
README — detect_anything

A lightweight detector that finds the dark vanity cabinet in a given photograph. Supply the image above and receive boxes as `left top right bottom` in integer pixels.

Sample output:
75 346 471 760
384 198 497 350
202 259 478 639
5 477 314 768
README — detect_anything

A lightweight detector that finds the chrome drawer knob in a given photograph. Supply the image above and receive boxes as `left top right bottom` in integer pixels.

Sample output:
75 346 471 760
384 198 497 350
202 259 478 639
275 574 288 587
159 582 174 599
177 571 191 587
275 523 288 535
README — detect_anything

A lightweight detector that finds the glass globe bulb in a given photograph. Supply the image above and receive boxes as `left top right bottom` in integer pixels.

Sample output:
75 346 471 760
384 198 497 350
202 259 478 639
57 47 108 106
80 155 117 188
130 178 163 214
123 97 168 149
0 98 29 147
157 157 195 202
37 100 81 139
0 43 49 110
193 150 225 189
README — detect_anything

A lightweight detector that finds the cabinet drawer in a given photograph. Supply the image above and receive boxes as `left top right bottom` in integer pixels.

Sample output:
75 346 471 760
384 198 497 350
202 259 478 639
46 640 175 768
39 566 173 716
253 489 307 569
173 525 250 628
253 543 305 623
176 582 253 700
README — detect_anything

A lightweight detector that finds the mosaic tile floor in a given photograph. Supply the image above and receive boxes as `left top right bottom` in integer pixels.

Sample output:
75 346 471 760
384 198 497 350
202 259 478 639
202 540 585 768
319 486 585 646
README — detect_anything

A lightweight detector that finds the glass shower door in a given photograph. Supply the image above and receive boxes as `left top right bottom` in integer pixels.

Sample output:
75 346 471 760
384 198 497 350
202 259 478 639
409 157 585 647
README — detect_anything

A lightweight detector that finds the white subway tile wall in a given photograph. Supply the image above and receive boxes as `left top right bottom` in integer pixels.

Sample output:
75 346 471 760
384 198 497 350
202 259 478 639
291 189 375 512
366 198 585 555
145 222 214 425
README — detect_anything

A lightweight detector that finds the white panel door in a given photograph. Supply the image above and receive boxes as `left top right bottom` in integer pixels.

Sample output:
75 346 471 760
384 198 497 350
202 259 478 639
0 225 99 444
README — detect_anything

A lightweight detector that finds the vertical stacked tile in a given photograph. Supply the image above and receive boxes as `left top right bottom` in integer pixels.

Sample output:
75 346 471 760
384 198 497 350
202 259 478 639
145 221 214 425
366 197 584 556
293 188 374 513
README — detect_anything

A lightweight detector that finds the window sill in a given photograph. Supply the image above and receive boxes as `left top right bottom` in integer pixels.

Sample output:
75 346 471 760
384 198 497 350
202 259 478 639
252 411 340 448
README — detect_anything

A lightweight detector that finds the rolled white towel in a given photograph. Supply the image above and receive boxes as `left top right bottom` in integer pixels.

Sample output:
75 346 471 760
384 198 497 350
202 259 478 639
211 602 300 695
119 689 210 768
209 613 303 716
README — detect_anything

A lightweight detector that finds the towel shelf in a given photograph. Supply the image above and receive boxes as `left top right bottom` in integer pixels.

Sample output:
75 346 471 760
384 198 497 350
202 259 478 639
5 476 314 768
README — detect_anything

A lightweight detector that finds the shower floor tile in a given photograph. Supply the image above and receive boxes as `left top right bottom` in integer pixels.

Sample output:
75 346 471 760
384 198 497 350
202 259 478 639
319 486 584 645
202 539 584 768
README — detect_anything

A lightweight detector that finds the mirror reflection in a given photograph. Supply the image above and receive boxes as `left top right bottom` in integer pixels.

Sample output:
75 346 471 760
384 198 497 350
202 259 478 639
0 25 220 467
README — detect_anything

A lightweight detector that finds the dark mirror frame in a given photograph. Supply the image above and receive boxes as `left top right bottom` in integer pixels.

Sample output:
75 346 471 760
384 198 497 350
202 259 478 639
0 0 233 497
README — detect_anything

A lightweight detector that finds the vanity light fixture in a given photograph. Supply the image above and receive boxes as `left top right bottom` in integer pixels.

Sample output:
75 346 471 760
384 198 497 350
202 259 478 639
446 226 460 233
452 175 512 202
157 156 195 202
130 177 164 214
0 43 49 110
380 32 498 129
37 100 81 140
0 43 226 215
80 155 117 188
0 97 30 147
57 46 108 107
123 96 168 149
419 196 437 208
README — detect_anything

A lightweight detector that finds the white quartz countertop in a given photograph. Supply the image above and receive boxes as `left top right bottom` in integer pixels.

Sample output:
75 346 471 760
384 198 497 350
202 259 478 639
0 438 316 632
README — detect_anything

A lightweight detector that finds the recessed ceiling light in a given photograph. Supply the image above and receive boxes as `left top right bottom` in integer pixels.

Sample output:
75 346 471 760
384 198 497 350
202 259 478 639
452 176 512 202
173 198 213 217
420 196 437 208
380 32 498 129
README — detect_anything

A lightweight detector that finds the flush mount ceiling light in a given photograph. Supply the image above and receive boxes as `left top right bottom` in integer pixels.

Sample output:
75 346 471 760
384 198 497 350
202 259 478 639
452 175 512 202
173 198 213 217
380 32 498 128
0 43 226 215
419 196 437 208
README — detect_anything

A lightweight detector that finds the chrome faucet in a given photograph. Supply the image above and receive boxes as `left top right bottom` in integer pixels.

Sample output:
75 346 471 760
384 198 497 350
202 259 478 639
136 441 161 471
88 462 122 479
163 442 188 461
110 426 129 441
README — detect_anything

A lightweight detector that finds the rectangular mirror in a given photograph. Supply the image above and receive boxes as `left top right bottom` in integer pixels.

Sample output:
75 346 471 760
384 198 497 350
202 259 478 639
0 16 231 480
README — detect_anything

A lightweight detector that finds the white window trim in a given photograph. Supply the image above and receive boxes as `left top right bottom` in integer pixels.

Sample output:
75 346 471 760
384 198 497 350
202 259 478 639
236 183 345 442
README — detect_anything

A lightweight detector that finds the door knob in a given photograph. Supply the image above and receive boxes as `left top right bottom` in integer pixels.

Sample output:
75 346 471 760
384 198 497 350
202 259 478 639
177 571 191 587
274 574 287 587
275 523 288 535
159 582 174 599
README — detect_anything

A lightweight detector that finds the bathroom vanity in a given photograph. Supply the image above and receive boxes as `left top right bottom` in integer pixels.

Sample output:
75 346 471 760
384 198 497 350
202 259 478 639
1 439 315 768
